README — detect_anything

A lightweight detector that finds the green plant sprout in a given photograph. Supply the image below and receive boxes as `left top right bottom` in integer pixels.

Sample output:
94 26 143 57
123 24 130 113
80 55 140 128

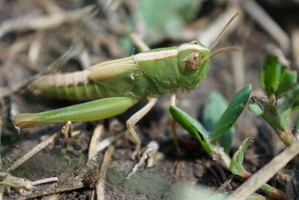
249 56 298 146
170 85 287 200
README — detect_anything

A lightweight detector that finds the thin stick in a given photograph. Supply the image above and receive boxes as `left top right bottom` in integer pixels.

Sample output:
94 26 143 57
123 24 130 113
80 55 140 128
229 142 299 200
243 0 290 52
0 5 96 38
32 177 59 186
209 11 241 51
231 48 245 92
129 33 150 52
125 141 159 180
0 171 33 189
292 28 299 69
7 132 59 172
99 146 114 178
95 132 124 154
88 125 104 160
96 146 115 200
0 45 83 98
215 175 234 193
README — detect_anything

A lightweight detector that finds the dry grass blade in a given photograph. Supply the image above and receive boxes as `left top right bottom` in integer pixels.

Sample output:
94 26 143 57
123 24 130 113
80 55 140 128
125 141 159 180
96 146 115 200
215 175 234 193
6 132 59 172
0 5 96 38
26 176 86 199
32 177 59 186
0 44 84 98
0 171 33 190
28 33 43 65
229 142 299 200
243 0 290 52
231 48 245 92
95 132 125 153
88 124 104 160
291 28 299 69
42 45 85 75
129 33 150 52
197 5 240 47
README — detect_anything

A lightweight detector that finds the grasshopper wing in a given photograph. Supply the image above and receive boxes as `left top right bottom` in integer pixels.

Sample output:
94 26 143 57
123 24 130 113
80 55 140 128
89 56 139 82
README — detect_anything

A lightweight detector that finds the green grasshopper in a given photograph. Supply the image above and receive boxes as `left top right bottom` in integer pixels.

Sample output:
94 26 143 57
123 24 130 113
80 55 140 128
12 12 239 155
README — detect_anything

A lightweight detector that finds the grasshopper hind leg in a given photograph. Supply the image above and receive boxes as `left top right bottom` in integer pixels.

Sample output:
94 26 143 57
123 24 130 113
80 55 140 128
126 97 158 159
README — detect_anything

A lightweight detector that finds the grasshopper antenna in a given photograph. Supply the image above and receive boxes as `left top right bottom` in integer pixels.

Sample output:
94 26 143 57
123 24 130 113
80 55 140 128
203 46 240 61
209 11 241 51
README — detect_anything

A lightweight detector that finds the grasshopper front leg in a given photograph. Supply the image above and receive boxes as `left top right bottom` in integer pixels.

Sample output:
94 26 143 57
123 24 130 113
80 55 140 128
170 94 182 155
126 97 158 159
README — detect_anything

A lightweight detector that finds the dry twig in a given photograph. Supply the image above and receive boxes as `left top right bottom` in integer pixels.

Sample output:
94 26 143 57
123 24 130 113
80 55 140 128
231 47 245 92
125 141 159 180
291 28 299 69
96 146 115 200
88 125 104 160
197 5 240 48
229 142 299 200
32 177 59 186
129 33 150 52
242 0 290 52
0 172 33 190
6 132 59 172
0 5 96 38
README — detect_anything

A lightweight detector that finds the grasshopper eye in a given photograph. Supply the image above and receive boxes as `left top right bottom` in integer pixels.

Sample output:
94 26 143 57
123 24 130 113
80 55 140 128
186 52 201 71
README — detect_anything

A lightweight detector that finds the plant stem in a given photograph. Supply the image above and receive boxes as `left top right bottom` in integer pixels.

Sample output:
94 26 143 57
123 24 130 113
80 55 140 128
259 183 287 200
275 129 297 146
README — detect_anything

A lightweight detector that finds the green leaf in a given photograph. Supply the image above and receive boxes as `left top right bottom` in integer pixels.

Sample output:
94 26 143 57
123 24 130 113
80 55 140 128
203 92 234 154
203 92 228 131
279 97 293 131
230 137 253 178
296 111 299 131
259 57 282 95
292 85 299 110
293 104 299 110
276 67 297 99
280 85 299 130
210 85 252 140
248 103 263 116
169 106 214 156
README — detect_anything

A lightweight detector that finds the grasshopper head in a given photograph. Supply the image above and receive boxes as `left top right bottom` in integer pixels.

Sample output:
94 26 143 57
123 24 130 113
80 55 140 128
177 11 240 90
177 41 211 90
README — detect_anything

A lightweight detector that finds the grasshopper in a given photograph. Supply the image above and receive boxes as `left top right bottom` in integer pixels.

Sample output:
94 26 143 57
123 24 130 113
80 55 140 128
12 12 240 155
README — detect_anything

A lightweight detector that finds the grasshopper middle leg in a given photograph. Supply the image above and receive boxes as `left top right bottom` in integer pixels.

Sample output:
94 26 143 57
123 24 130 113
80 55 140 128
126 97 158 158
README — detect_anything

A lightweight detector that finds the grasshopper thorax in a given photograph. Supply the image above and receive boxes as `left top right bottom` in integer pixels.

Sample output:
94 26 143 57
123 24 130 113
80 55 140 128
177 41 211 90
